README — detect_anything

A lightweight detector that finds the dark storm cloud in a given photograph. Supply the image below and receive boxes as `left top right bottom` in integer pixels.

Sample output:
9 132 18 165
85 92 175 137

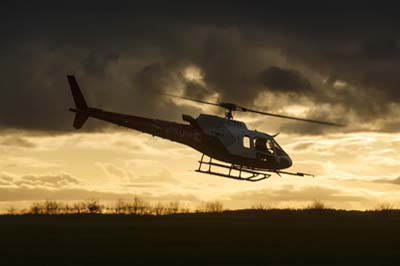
259 67 312 93
2 1 400 133
83 53 120 78
183 80 211 100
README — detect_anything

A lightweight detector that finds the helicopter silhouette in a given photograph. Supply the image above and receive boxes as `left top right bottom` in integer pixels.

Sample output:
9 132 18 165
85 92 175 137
68 75 344 182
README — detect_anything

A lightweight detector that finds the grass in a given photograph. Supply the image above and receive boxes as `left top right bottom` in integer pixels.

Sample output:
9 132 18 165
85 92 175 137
2 209 400 266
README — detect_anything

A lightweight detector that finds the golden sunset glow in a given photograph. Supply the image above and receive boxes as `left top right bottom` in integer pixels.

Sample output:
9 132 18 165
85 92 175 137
1 126 399 212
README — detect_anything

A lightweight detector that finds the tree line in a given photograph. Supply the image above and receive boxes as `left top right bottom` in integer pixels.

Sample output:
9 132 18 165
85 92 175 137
5 197 224 215
4 198 398 215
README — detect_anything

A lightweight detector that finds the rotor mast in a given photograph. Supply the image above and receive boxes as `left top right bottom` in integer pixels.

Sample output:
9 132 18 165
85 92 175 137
220 103 239 120
225 109 233 119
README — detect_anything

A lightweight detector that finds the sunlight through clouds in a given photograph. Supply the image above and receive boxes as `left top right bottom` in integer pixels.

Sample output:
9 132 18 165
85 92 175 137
0 129 400 211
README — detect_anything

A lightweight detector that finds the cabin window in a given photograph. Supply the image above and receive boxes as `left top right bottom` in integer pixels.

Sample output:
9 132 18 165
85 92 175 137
243 136 251 149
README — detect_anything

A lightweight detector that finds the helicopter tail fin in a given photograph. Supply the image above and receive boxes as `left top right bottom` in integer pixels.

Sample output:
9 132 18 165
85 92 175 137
67 75 89 129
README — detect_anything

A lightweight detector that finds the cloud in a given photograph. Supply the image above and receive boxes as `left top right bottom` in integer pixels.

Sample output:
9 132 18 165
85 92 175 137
291 142 314 151
228 185 364 203
259 66 312 93
0 187 130 202
0 173 82 190
96 162 133 182
373 177 400 186
0 156 61 169
0 171 198 203
130 169 182 185
0 135 36 148
1 2 400 135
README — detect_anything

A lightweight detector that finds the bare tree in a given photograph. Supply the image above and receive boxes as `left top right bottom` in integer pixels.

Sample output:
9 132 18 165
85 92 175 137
72 202 85 214
30 202 44 215
205 201 224 213
129 196 147 215
6 206 17 215
166 201 180 215
153 202 165 216
197 201 224 213
114 199 128 214
44 200 62 215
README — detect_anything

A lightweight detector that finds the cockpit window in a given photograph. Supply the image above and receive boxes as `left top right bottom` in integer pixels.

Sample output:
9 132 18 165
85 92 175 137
266 139 274 154
254 137 265 151
271 138 286 156
254 137 274 154
271 138 283 151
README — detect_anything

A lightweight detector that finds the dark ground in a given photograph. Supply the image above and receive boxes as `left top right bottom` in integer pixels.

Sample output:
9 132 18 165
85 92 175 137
1 210 400 266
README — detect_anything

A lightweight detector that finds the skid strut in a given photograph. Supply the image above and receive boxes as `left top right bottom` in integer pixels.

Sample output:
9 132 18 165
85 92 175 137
196 154 271 182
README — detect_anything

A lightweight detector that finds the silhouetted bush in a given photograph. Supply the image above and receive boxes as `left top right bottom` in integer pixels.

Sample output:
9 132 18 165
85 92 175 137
6 206 17 215
375 202 395 211
250 204 269 211
306 199 326 210
84 199 103 214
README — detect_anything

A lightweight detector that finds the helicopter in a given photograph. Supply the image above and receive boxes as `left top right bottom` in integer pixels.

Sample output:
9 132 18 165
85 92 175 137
67 75 344 182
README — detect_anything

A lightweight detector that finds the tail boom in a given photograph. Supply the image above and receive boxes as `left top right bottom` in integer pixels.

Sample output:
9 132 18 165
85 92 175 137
66 75 203 149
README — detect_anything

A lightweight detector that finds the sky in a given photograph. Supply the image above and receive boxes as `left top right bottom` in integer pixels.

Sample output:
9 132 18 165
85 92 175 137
1 1 400 211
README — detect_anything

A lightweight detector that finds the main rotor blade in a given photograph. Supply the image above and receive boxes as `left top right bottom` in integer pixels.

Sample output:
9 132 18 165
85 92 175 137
161 93 221 107
162 93 345 127
241 107 345 127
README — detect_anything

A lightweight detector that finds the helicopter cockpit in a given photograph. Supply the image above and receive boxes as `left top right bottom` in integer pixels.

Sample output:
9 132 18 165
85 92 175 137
249 133 290 166
253 137 275 154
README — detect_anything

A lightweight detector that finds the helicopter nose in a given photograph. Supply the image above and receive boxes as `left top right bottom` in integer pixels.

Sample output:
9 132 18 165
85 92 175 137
280 156 292 168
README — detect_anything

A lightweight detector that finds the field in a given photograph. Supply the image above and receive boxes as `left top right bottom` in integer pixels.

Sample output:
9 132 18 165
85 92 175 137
1 210 400 265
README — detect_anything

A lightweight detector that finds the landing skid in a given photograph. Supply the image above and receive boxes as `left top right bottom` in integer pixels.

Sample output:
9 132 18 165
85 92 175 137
196 154 271 182
195 154 314 182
